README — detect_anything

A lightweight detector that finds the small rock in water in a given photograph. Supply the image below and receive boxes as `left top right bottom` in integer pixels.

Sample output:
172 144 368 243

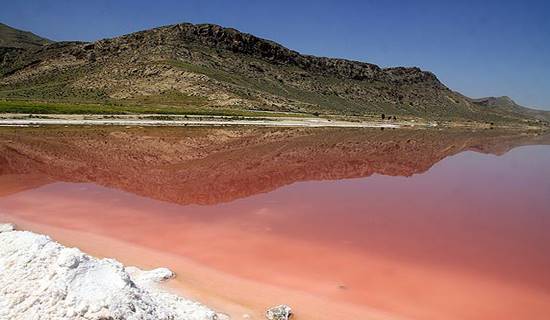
0 223 15 233
216 313 231 320
265 305 292 320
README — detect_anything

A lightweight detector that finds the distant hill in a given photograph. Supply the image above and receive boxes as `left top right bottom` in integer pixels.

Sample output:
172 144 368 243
472 96 518 108
471 96 550 122
0 23 52 49
0 22 548 124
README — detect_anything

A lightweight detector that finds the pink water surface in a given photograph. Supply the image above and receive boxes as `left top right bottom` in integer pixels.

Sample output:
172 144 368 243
1 145 549 319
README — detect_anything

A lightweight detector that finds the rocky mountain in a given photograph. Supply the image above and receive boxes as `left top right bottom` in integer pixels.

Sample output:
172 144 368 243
0 23 51 49
0 23 53 73
471 96 550 122
472 96 518 107
0 22 548 123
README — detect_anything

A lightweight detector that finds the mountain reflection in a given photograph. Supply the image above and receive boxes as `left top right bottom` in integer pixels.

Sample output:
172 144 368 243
0 126 548 204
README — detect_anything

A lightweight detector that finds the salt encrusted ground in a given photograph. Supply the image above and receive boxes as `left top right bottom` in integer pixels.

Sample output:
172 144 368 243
0 224 228 320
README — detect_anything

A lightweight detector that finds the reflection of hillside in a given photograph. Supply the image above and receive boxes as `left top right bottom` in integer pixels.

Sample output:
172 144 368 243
0 174 53 197
0 127 549 205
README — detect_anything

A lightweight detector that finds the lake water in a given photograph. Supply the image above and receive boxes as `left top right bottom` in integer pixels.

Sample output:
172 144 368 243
0 126 549 319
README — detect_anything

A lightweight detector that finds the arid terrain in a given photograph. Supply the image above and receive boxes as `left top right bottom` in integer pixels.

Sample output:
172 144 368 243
1 22 549 126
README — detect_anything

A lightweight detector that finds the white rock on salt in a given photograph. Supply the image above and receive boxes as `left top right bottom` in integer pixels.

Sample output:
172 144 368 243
126 266 176 284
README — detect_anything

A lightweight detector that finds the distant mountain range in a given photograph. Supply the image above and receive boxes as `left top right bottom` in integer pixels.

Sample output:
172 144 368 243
0 22 548 124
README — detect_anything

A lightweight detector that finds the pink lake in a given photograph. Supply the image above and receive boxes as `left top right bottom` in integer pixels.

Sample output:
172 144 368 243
0 127 549 319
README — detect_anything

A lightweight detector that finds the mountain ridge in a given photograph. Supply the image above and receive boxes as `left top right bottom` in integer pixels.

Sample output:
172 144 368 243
470 95 550 122
123 23 442 84
0 23 52 49
0 22 548 124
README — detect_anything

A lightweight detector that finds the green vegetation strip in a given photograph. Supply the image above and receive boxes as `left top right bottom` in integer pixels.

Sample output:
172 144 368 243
0 100 309 118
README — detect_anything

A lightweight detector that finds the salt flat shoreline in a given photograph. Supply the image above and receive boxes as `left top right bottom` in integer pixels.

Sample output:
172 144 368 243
0 223 228 320
0 113 403 128
0 113 543 130
0 217 400 320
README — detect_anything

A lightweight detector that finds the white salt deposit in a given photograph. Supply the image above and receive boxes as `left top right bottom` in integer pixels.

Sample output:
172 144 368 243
0 223 14 233
0 224 228 320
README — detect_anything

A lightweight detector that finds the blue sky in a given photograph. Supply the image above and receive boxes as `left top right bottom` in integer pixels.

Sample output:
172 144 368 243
2 0 549 109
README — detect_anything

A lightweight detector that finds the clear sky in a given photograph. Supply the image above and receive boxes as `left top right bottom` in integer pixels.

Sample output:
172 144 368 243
1 0 549 109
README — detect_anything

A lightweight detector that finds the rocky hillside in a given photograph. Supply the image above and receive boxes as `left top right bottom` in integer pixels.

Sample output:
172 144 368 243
0 23 52 49
0 22 548 123
471 96 550 122
0 23 53 74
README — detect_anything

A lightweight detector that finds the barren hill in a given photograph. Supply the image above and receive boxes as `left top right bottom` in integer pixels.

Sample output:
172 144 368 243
0 23 52 49
0 22 549 123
